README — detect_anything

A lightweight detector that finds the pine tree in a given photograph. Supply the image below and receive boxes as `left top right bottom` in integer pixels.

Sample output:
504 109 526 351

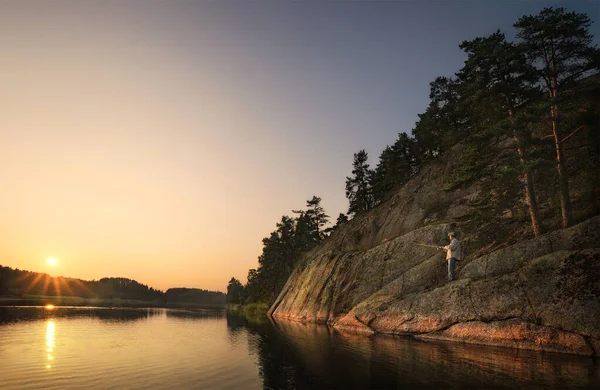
304 196 329 241
345 150 374 215
226 277 245 304
458 31 543 237
372 133 417 203
412 77 466 160
515 7 599 228
292 211 314 253
324 213 349 235
336 213 348 225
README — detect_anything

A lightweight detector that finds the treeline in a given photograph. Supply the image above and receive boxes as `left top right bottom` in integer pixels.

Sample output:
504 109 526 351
227 196 345 305
0 265 225 305
345 7 599 235
0 266 162 300
165 287 225 306
227 7 600 308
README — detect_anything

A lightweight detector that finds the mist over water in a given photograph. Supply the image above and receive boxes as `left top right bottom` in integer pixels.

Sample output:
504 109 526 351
0 307 598 389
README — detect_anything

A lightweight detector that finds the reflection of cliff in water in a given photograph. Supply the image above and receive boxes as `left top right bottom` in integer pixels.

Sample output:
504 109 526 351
227 312 302 390
0 306 165 324
227 313 599 389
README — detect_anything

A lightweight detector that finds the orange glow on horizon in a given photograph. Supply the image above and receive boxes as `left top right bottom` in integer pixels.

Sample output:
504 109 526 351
45 304 55 309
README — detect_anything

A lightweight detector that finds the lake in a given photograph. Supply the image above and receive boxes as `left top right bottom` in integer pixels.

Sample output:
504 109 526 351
0 306 598 389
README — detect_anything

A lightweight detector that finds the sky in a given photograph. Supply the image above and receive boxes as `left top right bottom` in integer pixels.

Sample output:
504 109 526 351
1 0 598 292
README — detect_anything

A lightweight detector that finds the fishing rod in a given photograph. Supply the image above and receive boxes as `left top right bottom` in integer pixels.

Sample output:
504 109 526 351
415 243 442 249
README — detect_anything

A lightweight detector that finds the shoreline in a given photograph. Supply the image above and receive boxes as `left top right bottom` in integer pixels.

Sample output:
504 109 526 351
0 295 225 311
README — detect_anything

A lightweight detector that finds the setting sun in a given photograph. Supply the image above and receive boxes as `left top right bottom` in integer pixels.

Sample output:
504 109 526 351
46 257 58 267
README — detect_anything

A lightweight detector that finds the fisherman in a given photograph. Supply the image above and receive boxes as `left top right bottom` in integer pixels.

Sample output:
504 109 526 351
439 232 461 282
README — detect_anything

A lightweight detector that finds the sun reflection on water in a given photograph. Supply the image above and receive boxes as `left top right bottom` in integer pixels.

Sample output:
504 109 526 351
46 320 55 369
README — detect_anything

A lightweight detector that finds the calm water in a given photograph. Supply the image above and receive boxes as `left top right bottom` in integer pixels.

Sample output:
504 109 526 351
0 307 598 389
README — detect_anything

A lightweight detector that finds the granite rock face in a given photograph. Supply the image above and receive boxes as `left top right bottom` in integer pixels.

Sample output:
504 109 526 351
269 145 600 355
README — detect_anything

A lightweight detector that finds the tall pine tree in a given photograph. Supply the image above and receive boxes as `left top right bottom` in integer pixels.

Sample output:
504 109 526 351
515 7 599 228
304 196 329 241
458 31 543 237
345 150 374 215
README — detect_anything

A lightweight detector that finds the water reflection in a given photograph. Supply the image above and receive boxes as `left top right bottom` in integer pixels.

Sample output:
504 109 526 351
0 307 597 390
164 308 223 320
45 320 55 369
1 307 247 390
0 306 165 325
228 312 600 390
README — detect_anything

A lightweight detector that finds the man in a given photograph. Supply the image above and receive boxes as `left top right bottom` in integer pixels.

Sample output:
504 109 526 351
440 232 461 282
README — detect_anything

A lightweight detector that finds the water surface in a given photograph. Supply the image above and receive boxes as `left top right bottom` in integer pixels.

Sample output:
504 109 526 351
0 306 598 389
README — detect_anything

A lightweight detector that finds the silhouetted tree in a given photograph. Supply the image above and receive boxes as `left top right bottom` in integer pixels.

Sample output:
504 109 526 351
305 196 329 241
372 133 418 203
412 77 466 160
226 277 245 304
324 213 349 235
346 150 374 215
243 197 332 304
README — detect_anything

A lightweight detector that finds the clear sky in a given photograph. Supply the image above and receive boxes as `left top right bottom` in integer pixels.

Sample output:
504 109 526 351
1 1 598 292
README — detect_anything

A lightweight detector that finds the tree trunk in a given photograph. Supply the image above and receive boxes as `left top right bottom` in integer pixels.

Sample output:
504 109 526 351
524 169 542 237
510 110 542 237
551 104 574 228
547 49 574 228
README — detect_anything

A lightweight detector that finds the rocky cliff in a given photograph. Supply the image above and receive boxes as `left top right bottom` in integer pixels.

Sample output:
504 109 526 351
269 142 600 356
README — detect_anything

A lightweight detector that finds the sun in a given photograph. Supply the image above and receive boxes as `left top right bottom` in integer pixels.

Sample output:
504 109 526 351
46 257 58 267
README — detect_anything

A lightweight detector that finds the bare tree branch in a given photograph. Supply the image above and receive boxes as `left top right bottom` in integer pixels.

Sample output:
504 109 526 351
561 125 585 143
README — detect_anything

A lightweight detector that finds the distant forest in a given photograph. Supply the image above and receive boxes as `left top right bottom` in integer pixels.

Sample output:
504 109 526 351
227 7 600 307
0 265 225 306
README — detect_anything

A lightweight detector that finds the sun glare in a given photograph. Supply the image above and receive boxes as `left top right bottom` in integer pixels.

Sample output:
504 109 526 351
46 257 58 267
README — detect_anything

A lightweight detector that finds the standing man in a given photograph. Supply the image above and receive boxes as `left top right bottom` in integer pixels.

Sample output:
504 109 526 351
440 232 461 282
